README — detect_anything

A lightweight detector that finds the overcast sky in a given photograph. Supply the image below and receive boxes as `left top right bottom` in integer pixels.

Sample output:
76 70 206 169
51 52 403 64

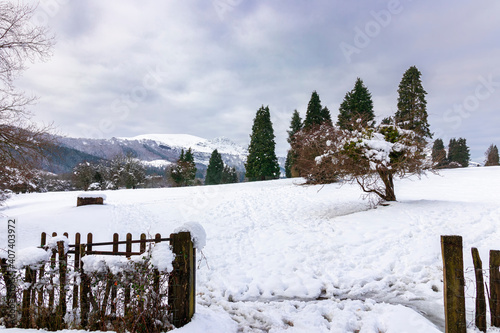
17 0 500 161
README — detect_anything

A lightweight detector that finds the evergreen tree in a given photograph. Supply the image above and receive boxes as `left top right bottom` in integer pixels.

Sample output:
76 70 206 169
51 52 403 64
320 106 333 126
221 165 238 184
245 105 280 181
205 149 224 185
448 138 470 167
285 150 294 178
395 66 431 139
303 91 324 130
285 110 303 178
431 138 447 168
170 148 197 186
337 78 375 130
484 144 500 166
183 148 197 184
287 110 303 144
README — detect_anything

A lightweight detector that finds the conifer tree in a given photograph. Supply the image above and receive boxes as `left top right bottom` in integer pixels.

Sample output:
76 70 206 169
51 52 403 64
221 165 238 184
170 148 197 186
395 66 431 139
287 110 303 144
303 91 324 130
245 105 280 181
285 110 303 178
485 144 500 166
205 149 224 185
337 78 375 130
448 138 470 167
431 138 447 168
320 107 333 126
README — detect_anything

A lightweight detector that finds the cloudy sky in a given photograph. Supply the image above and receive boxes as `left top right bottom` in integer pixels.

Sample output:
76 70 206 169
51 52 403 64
18 0 500 160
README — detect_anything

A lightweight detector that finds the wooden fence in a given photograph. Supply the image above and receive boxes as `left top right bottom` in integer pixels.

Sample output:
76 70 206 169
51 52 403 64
0 231 195 331
441 235 500 333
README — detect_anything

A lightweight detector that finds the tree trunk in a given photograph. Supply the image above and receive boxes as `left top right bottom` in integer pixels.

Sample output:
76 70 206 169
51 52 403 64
377 168 396 201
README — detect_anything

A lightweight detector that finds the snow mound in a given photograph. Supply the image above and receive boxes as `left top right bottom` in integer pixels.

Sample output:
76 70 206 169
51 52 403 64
15 247 51 269
150 242 175 273
174 222 206 250
77 192 107 200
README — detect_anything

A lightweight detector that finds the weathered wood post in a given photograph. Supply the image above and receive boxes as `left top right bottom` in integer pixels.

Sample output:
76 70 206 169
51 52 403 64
80 233 93 326
20 266 34 328
73 233 81 311
168 231 195 327
441 235 466 333
490 250 500 327
124 233 132 316
472 248 486 332
57 239 67 329
1 258 16 328
48 232 57 311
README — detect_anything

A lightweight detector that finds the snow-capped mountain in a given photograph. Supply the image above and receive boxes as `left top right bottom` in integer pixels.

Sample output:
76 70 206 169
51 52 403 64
47 134 250 174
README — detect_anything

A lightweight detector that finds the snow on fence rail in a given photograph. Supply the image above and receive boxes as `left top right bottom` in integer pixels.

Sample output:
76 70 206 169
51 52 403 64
441 235 500 333
0 230 196 331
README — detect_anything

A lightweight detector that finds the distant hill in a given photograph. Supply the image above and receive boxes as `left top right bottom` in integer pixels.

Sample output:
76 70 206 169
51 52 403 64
42 134 258 175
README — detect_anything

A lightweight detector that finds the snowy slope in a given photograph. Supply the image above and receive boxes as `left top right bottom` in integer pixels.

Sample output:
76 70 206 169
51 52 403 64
2 167 500 332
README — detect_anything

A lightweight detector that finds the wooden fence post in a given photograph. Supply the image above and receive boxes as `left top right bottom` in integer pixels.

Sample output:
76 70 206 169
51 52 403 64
472 248 486 332
168 232 195 327
441 235 466 333
1 258 16 328
20 267 33 328
73 233 80 311
490 250 500 327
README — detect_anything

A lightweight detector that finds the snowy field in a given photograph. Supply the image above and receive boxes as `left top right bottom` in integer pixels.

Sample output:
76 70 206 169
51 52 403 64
2 167 500 332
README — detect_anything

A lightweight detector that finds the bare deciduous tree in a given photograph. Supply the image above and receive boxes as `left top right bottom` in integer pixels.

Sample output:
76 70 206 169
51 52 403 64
0 1 54 201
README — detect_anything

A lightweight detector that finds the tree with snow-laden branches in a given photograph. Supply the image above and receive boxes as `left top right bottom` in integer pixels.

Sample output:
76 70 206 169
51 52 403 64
293 119 432 202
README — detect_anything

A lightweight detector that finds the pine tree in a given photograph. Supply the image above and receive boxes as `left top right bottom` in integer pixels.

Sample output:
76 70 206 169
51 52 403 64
183 148 197 184
170 148 197 186
285 110 303 178
303 91 324 130
205 149 224 185
395 66 431 139
320 106 333 126
287 110 303 144
431 138 447 168
448 138 470 167
337 78 375 130
221 165 238 184
484 144 500 166
245 105 280 181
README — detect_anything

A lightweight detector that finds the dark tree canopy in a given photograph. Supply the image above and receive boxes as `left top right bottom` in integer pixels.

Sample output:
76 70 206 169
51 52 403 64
431 138 447 168
287 109 303 144
205 149 224 185
303 91 327 129
337 78 375 130
170 148 197 186
484 144 499 166
245 105 280 181
285 109 303 178
448 138 470 167
395 66 431 139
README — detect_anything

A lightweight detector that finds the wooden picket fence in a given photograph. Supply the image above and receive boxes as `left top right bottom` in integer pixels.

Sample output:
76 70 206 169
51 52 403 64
441 235 500 333
0 230 195 331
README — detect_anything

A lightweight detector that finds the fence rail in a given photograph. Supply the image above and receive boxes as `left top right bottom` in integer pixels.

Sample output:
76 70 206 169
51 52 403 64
0 230 195 331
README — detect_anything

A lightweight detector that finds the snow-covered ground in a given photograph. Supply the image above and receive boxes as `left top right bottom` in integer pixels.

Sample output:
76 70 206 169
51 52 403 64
2 167 500 332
